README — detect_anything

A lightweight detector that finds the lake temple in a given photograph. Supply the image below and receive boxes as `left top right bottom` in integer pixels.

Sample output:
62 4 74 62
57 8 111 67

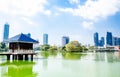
0 33 39 61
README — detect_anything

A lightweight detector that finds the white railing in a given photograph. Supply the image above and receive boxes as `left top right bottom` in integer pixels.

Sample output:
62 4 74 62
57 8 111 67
9 49 34 53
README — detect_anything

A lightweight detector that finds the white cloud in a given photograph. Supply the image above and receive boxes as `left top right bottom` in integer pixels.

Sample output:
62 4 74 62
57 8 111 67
58 0 120 21
0 0 51 17
21 17 34 25
82 21 94 30
69 0 80 4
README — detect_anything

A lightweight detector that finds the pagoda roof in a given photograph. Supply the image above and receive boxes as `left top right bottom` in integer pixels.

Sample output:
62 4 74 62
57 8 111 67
8 33 39 43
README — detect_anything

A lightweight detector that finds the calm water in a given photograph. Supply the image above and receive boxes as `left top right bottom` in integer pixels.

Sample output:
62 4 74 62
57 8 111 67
0 51 120 77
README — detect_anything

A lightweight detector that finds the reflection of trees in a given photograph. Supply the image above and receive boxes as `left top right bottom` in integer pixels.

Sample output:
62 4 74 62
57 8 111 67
42 59 48 69
0 61 37 77
40 51 58 58
62 52 86 60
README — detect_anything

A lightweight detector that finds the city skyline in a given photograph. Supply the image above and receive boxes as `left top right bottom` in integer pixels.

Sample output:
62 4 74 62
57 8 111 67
0 0 120 45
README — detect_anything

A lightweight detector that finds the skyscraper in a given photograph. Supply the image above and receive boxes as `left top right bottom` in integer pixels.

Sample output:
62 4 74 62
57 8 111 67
94 32 99 46
99 37 105 46
43 34 48 45
113 37 120 46
3 23 10 42
62 36 69 46
118 38 120 46
106 32 113 46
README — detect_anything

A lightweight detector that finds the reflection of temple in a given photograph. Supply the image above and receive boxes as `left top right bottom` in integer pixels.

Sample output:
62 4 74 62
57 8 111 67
0 61 37 77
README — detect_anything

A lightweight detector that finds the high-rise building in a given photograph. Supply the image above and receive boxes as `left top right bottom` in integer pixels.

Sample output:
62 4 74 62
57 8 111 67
43 34 48 45
113 37 118 46
113 37 120 46
3 23 10 42
62 36 69 46
99 37 105 46
106 32 113 46
118 38 120 46
94 32 99 46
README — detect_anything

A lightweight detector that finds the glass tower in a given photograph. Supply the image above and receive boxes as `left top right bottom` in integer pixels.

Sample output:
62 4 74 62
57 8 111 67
3 23 9 42
99 37 105 46
94 32 99 46
62 36 69 46
106 32 113 46
43 34 48 45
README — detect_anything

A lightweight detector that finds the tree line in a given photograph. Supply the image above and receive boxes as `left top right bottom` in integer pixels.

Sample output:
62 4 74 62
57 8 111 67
41 41 88 52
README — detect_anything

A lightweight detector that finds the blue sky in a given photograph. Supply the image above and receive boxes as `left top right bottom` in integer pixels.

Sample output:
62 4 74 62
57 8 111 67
0 0 120 46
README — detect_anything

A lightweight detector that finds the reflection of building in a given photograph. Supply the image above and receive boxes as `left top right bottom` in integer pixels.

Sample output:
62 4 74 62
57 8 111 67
62 36 69 46
3 23 10 42
43 34 48 45
106 32 113 46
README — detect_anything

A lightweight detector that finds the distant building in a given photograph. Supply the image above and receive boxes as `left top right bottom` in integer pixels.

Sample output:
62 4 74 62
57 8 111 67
99 37 105 46
106 32 113 46
3 23 10 42
113 37 120 46
43 34 48 45
94 32 99 46
118 38 120 46
62 36 69 46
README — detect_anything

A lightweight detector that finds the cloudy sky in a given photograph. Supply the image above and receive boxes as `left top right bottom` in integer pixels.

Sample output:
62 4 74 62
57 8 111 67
0 0 120 46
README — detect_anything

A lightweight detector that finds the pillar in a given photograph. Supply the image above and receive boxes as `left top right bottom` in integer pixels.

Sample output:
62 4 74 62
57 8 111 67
18 55 23 60
14 55 18 60
31 54 33 61
25 54 28 60
7 55 10 60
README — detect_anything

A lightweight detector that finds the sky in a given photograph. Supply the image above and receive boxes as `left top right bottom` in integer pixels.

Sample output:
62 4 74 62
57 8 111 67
0 0 120 46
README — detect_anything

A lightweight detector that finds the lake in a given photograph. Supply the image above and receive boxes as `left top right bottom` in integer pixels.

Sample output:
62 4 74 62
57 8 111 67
0 51 120 77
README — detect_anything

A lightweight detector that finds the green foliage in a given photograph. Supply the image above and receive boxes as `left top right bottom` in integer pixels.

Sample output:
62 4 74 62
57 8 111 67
41 51 49 58
40 45 58 58
82 45 88 51
88 46 97 52
40 50 58 58
0 42 8 51
66 41 83 52
48 46 58 51
62 52 86 60
41 44 50 51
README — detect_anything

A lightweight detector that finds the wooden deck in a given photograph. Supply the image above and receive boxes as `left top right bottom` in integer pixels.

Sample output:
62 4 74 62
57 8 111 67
0 52 38 55
0 52 38 61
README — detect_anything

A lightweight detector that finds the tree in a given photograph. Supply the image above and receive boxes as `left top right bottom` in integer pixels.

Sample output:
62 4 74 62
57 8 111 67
66 41 83 52
49 46 58 51
0 42 8 51
82 46 88 51
41 44 50 51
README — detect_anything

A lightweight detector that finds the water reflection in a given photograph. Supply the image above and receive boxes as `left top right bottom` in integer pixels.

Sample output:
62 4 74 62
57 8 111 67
1 52 120 77
95 52 120 62
62 52 86 60
0 61 37 77
40 51 58 58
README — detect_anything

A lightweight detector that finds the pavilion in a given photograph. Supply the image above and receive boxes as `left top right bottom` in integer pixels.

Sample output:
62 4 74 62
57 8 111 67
6 33 39 61
9 33 39 52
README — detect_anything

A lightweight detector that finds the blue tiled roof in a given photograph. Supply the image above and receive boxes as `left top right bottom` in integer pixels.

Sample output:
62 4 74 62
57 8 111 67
9 33 39 43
